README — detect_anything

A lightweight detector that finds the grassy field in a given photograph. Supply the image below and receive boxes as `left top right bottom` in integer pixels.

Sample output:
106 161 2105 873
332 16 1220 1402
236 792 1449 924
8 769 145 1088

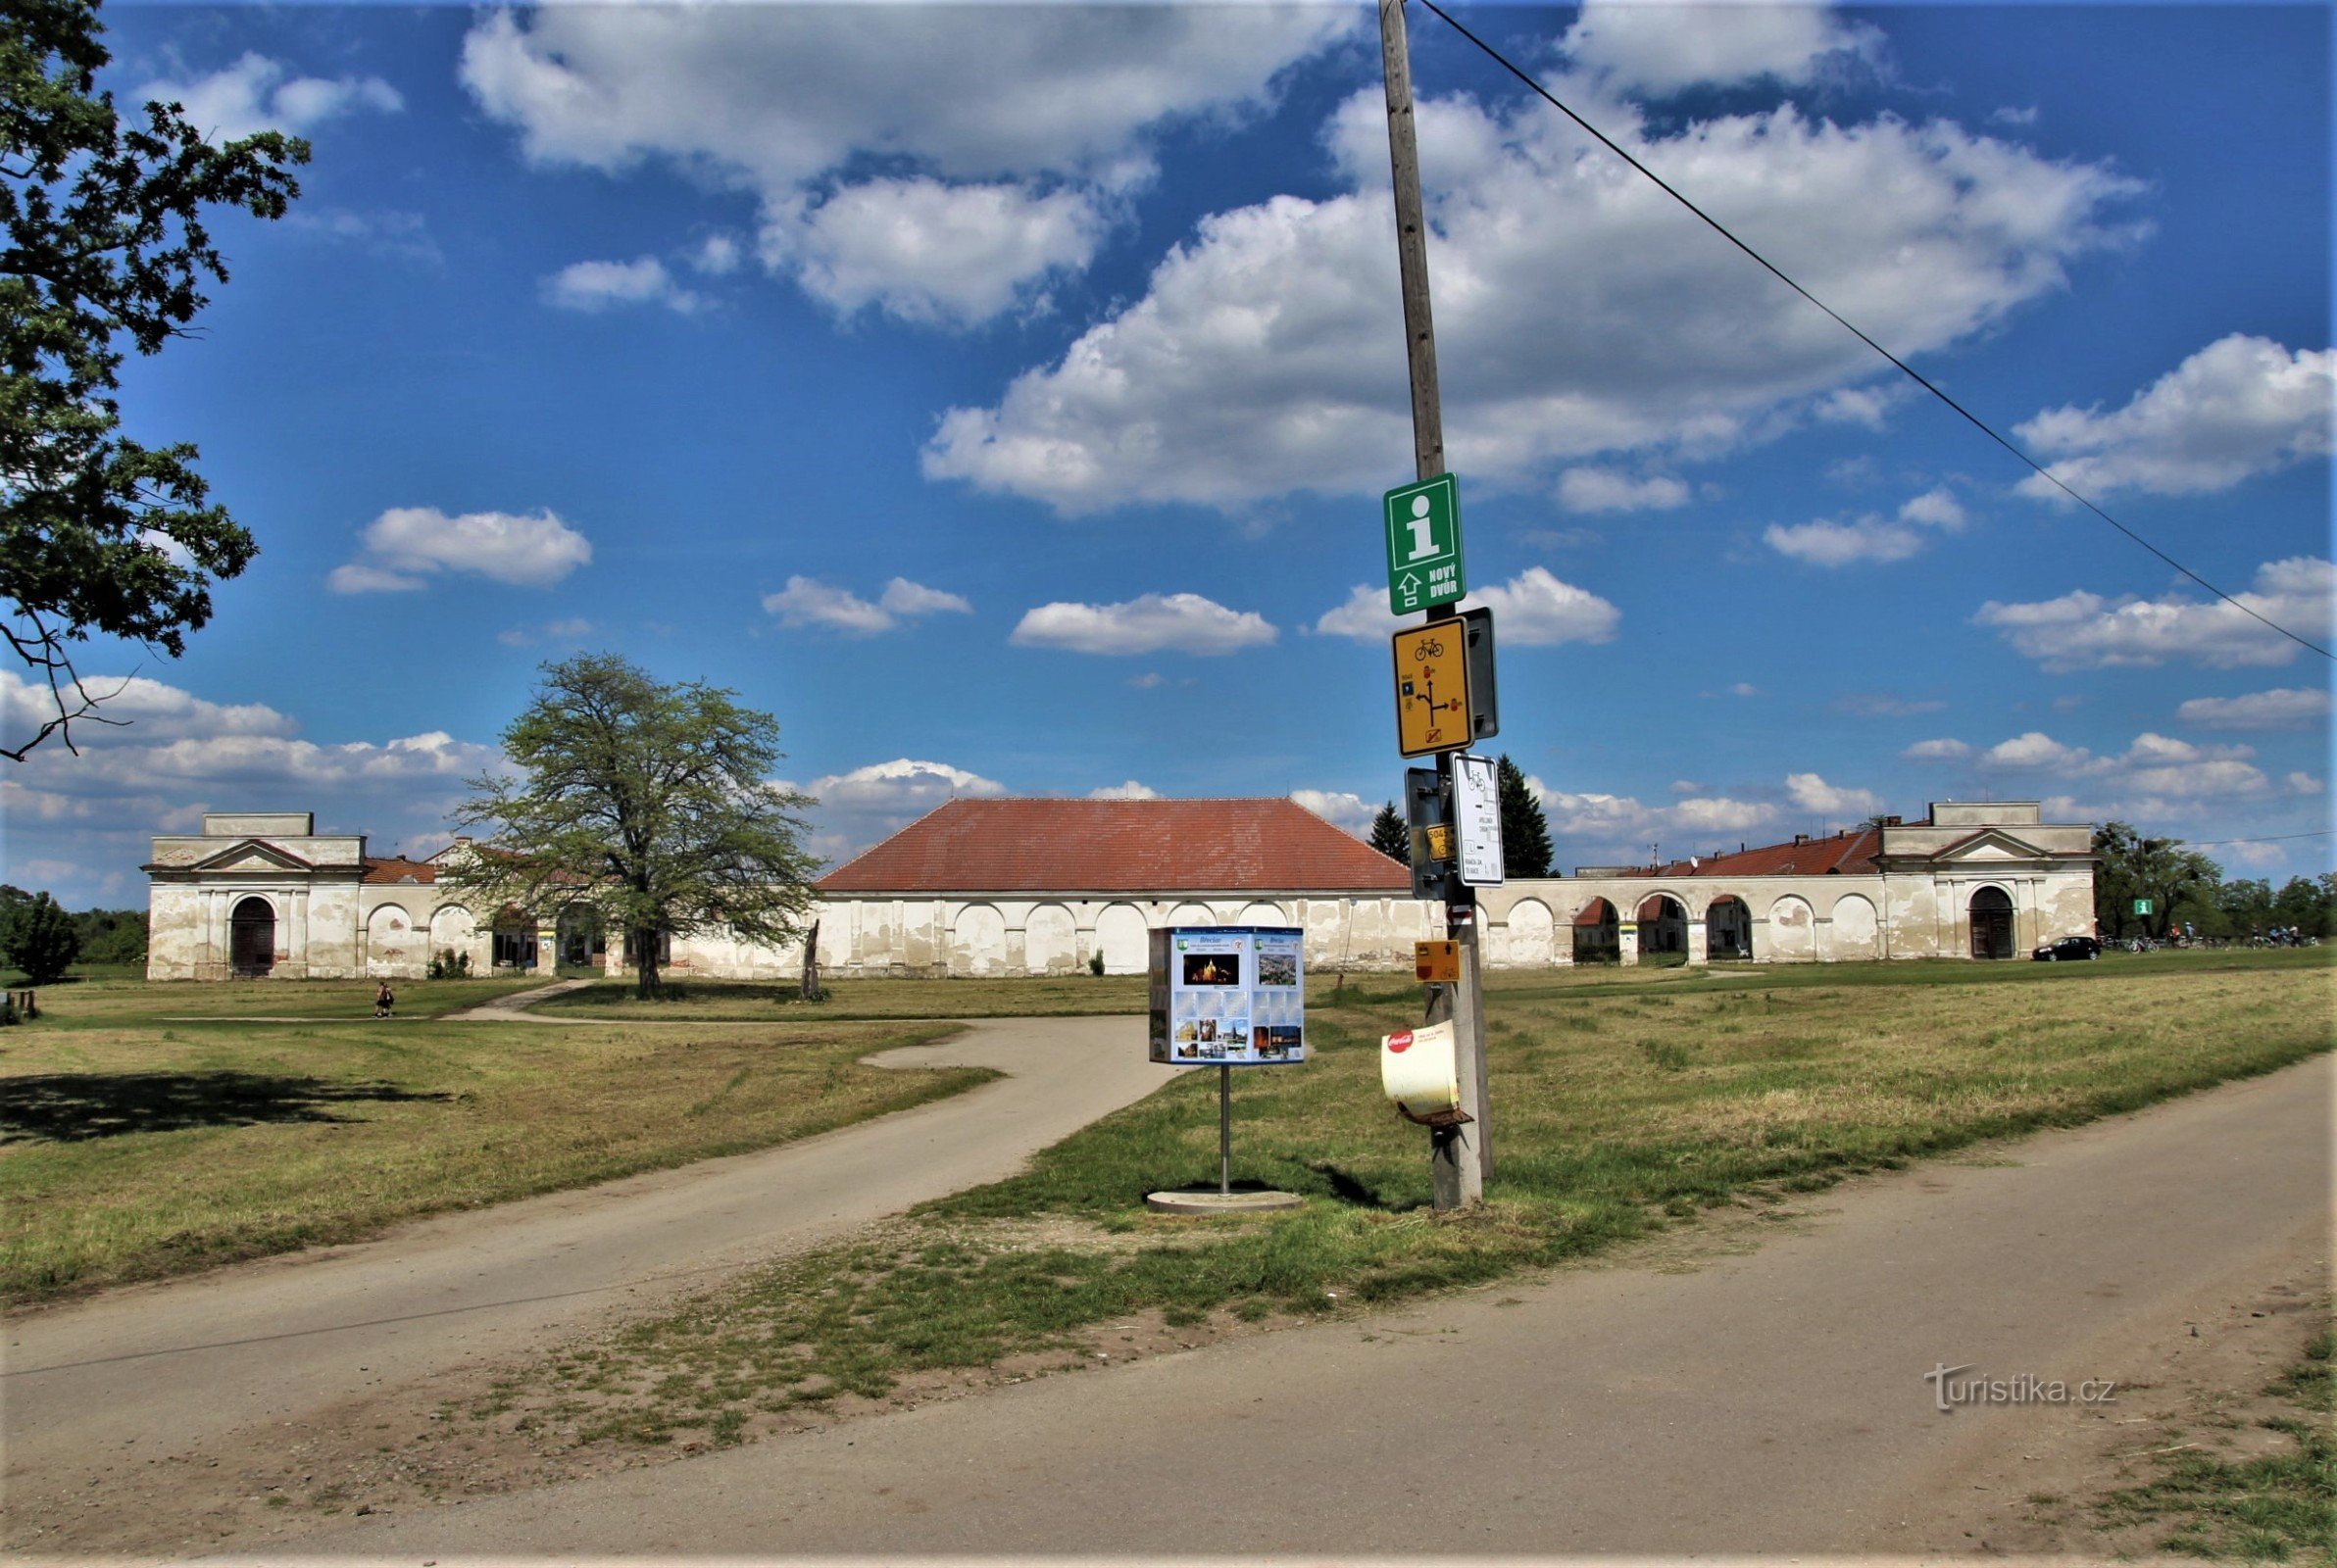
0 979 991 1303
3 974 546 1023
474 949 2335 1454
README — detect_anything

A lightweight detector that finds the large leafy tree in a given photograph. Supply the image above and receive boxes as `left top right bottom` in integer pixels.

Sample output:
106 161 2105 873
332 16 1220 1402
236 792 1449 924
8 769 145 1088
1496 754 1553 879
2 887 80 982
449 654 821 999
3 0 307 759
2090 821 2220 940
1367 801 1408 862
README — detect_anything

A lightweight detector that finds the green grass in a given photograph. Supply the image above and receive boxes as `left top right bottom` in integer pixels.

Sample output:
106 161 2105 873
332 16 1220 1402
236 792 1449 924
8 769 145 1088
0 981 991 1303
2096 1331 2336 1562
6 974 548 1024
1 961 147 989
478 951 2334 1452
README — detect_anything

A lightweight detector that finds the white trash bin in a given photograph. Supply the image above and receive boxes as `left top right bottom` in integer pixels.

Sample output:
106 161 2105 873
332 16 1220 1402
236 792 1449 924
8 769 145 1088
1380 1019 1461 1118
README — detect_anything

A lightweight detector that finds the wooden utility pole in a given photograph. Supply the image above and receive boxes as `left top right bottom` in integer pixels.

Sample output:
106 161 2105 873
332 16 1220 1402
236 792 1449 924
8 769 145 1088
1379 0 1487 1207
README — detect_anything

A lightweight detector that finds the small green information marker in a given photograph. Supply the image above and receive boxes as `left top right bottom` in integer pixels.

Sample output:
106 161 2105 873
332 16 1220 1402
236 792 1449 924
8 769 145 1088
1385 473 1465 614
2133 898 2154 916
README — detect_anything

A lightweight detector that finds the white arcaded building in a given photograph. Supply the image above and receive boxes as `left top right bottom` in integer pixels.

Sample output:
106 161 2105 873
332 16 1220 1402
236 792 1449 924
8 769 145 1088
1474 802 2098 967
145 800 2094 981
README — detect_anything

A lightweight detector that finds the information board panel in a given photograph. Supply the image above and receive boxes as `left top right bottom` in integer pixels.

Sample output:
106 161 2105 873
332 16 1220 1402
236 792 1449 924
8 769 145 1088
1147 926 1307 1065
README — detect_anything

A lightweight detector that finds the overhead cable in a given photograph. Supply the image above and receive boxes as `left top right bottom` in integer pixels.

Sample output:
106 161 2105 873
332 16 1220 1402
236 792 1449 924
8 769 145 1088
1410 0 2331 662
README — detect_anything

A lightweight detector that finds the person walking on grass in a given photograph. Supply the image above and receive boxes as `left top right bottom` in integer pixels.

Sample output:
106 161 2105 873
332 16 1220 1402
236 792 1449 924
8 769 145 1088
373 981 395 1019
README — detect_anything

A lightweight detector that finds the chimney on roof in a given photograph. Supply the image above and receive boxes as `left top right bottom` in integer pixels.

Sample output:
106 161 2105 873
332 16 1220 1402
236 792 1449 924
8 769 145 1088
1882 815 1902 827
1794 833 1811 846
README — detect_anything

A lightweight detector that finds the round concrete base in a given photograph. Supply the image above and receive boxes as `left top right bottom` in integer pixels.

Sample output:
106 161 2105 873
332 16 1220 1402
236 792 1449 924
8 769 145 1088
1144 1189 1305 1215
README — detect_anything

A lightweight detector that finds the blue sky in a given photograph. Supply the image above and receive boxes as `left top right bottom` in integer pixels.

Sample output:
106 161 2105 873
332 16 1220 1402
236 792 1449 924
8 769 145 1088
5 0 2331 909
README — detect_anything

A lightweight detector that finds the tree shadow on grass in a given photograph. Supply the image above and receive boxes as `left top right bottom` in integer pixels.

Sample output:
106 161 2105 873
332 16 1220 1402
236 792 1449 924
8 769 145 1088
0 1072 454 1145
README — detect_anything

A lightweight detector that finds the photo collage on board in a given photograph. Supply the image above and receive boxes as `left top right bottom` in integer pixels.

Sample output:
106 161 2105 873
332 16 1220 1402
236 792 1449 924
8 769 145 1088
1156 927 1305 1065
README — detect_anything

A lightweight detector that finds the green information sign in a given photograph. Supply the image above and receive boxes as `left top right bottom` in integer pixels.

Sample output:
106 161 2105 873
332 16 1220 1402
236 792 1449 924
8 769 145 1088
1385 473 1465 614
2134 898 2154 915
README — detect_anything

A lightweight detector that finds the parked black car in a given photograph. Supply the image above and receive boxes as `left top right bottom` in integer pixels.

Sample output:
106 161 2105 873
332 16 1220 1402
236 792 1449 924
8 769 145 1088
2032 935 2102 961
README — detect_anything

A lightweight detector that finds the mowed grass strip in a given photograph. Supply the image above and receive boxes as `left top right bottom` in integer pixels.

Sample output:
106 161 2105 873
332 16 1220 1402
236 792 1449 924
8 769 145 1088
492 953 2334 1454
14 974 548 1024
534 973 1149 1021
2094 1329 2336 1561
0 985 986 1303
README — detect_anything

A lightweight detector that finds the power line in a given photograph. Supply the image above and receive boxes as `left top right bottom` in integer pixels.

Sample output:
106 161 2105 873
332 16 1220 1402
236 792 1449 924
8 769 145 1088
2185 829 2334 848
1410 0 2332 663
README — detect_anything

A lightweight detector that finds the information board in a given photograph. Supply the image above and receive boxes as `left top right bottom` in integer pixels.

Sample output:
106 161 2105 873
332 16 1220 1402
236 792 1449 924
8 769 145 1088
1147 926 1307 1065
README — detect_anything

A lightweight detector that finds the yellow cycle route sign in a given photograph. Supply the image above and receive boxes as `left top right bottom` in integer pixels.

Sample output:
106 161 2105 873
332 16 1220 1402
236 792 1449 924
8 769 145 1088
1392 617 1470 757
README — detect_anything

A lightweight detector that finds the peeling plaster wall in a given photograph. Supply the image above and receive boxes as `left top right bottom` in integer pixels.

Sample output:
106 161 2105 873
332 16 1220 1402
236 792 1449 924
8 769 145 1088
717 893 1449 979
1477 859 2095 968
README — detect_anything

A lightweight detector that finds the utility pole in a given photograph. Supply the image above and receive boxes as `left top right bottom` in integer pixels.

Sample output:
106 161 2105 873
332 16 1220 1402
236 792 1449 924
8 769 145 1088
1380 0 1487 1207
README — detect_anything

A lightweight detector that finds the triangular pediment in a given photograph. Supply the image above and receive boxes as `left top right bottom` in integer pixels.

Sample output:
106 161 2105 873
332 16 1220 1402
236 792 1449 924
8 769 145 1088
189 839 316 873
1929 828 2049 863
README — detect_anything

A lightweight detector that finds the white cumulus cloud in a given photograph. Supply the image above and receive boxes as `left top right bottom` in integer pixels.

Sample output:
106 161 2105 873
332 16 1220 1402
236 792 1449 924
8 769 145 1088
1558 0 1887 96
762 576 971 635
1290 789 1374 836
461 5 1356 327
1011 593 1274 657
1904 737 1973 761
1961 729 2276 812
927 86 2137 512
1089 780 1160 801
1556 467 1690 514
1466 568 1623 646
2175 688 2332 730
797 757 1008 869
542 257 703 316
139 53 402 142
1765 488 1970 566
877 579 972 618
329 508 592 593
1974 557 2335 670
2015 335 2336 499
1785 772 1883 818
1765 514 1926 566
772 177 1108 327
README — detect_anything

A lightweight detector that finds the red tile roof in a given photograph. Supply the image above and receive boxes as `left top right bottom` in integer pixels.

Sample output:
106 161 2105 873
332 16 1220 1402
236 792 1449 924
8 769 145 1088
362 856 440 885
817 798 1411 895
1618 826 1884 880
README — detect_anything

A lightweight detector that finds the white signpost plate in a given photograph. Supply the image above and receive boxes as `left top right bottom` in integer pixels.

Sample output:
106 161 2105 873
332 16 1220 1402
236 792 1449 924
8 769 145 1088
1454 753 1504 887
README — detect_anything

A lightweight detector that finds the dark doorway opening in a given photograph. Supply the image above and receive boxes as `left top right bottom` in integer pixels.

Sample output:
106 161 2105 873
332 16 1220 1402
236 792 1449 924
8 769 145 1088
228 897 275 977
1970 886 2014 959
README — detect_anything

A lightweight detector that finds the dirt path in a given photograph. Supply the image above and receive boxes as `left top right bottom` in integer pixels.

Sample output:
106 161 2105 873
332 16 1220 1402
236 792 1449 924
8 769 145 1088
244 1053 2331 1562
2 1014 1172 1559
437 977 593 1020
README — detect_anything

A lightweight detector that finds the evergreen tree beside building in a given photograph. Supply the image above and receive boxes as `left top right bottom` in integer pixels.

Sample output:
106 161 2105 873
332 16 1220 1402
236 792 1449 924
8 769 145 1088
1367 802 1409 862
1497 756 1553 879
